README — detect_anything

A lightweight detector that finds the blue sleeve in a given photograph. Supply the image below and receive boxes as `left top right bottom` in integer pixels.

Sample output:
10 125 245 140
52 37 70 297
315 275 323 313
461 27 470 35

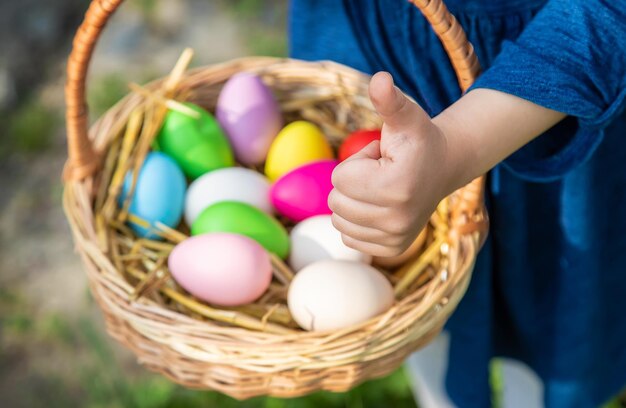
471 0 626 181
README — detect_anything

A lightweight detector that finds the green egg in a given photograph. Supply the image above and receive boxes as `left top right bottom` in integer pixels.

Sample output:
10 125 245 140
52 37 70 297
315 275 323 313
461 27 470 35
156 102 234 179
191 201 290 259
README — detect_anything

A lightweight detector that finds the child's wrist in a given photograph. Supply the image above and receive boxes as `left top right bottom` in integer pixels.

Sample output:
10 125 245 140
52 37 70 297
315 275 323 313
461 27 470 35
433 88 567 194
432 110 479 197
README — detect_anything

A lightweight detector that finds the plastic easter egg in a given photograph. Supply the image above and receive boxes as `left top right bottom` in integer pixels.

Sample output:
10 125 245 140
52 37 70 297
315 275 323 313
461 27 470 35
156 102 234 179
191 201 289 258
338 129 382 161
264 121 334 181
270 160 337 222
373 228 428 268
169 233 272 306
289 215 371 271
288 260 394 331
216 73 283 165
184 167 272 226
120 152 186 239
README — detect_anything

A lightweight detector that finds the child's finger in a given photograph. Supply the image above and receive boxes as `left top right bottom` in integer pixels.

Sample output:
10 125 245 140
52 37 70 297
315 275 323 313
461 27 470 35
331 213 403 245
369 72 430 133
328 191 405 235
340 234 404 257
331 161 389 204
328 190 386 227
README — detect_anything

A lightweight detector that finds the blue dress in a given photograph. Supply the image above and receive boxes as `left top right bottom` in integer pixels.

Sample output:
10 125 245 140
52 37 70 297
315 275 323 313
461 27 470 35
289 1 626 407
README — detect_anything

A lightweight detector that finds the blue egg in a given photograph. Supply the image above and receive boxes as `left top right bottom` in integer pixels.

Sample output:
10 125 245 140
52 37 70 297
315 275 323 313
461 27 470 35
120 152 187 239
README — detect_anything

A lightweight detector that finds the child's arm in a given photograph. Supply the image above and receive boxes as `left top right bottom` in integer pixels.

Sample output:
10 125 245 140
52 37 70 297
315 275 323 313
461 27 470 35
329 72 565 257
330 0 625 257
434 85 566 193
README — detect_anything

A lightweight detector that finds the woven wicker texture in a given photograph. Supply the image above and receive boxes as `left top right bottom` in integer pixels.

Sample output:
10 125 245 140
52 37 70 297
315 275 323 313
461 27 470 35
63 0 488 399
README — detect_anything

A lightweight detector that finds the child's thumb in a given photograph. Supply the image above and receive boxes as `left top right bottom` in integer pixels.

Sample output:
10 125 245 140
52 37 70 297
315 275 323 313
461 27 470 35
369 72 431 133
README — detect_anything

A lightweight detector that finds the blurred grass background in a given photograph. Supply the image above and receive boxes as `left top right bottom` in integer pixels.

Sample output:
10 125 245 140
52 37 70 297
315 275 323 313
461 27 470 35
0 1 419 407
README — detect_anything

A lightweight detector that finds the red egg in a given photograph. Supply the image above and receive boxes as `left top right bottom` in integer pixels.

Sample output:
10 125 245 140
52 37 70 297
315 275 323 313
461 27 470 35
338 129 382 161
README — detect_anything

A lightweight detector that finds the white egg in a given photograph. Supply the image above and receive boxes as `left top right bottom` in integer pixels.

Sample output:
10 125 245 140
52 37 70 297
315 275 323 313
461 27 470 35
288 215 372 271
184 167 272 225
288 260 394 331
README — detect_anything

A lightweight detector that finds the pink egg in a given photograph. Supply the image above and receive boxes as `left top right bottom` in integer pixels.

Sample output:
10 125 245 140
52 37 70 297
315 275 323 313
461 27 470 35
216 73 283 165
168 233 272 306
270 160 338 222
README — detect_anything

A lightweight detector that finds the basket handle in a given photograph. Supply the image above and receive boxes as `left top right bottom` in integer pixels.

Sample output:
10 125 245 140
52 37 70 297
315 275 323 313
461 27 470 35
64 0 481 181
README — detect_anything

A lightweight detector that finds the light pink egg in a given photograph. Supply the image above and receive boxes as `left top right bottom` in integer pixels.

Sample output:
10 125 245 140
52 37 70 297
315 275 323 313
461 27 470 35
216 72 283 165
168 233 272 306
270 160 338 222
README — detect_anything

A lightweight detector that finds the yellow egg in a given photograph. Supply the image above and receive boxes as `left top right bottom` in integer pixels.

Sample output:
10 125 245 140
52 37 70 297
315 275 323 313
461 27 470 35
265 121 334 181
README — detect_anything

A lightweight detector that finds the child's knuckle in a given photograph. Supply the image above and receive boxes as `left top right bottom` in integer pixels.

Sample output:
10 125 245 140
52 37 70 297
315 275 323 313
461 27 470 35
340 234 359 250
387 185 412 205
327 190 341 213
387 219 409 235
380 245 403 257
330 168 343 189
388 234 406 246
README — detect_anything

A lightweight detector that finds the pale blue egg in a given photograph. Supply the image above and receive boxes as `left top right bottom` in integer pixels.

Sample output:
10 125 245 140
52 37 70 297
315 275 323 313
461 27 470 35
120 152 186 239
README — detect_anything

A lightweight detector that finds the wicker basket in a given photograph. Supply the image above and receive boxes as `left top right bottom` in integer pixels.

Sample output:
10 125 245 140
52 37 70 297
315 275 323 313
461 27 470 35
63 0 488 400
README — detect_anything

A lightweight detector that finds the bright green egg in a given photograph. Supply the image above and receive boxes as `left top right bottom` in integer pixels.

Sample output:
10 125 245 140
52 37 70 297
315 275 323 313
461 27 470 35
156 102 234 179
191 201 290 259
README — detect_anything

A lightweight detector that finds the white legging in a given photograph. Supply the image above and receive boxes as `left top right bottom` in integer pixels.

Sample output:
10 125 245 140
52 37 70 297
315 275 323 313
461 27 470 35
405 332 544 408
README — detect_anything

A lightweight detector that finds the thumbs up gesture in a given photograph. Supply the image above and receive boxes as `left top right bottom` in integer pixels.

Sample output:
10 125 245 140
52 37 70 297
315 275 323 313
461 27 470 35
329 72 453 257
330 71 569 257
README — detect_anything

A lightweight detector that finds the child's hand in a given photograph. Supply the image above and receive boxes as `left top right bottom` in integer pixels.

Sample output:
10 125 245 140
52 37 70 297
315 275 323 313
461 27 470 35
329 71 566 257
329 72 452 257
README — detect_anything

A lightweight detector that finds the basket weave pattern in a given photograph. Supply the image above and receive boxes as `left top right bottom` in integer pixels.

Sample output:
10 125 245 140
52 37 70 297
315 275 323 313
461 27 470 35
63 0 487 399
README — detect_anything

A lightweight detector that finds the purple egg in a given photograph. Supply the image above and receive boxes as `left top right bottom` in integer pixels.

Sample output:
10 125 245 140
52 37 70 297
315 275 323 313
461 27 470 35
270 160 338 222
216 73 283 165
